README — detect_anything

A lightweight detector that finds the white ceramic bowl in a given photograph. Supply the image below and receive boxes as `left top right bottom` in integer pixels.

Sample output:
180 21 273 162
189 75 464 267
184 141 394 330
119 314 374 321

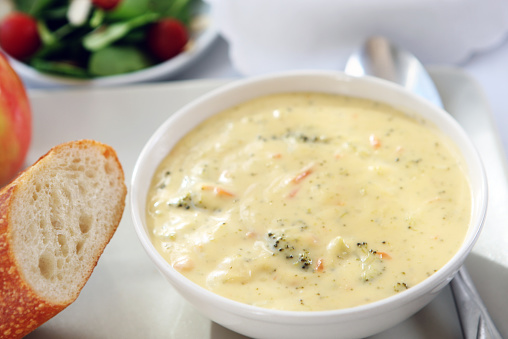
131 70 487 339
207 0 508 76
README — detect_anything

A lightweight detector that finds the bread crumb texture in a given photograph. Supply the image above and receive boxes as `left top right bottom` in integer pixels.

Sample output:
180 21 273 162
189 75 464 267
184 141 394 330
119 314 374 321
0 140 126 338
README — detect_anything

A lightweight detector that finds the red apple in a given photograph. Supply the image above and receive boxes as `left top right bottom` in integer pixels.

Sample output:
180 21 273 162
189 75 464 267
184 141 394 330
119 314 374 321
0 52 31 187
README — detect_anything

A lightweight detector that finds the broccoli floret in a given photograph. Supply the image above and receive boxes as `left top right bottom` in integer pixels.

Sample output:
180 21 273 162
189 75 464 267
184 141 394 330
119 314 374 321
267 232 314 270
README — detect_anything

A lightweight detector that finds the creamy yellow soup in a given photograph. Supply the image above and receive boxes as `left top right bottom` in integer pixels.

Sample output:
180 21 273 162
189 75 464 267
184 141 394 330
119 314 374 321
146 92 471 311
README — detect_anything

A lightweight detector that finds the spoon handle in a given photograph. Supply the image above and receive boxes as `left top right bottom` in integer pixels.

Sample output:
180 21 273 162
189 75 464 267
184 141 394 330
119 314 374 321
451 267 503 339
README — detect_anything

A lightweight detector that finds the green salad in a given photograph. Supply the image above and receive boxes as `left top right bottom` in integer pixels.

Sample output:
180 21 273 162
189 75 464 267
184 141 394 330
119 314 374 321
0 0 199 78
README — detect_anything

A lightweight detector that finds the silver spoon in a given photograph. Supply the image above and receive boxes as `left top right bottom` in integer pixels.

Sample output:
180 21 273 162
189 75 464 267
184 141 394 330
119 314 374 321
345 36 502 339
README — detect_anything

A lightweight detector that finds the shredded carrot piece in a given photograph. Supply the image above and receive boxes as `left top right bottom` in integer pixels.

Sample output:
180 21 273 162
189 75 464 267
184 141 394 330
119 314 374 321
369 134 381 149
202 185 235 197
245 231 257 239
315 258 324 272
288 187 300 198
215 187 234 197
271 153 282 159
292 169 313 184
426 197 441 204
376 251 392 260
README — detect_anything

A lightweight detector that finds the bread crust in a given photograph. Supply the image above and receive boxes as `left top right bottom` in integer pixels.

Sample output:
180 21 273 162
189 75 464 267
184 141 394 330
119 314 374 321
0 185 65 338
0 140 126 338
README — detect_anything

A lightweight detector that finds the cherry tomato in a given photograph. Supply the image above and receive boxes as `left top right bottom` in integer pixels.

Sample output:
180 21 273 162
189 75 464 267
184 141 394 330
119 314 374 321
0 13 41 60
92 0 122 10
147 19 188 61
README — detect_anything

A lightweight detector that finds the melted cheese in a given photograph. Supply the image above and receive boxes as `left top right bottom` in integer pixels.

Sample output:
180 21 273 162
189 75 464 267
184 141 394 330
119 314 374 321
146 92 471 311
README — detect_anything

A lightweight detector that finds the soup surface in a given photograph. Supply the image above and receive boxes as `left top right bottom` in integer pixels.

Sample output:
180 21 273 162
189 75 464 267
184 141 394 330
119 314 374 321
146 92 471 311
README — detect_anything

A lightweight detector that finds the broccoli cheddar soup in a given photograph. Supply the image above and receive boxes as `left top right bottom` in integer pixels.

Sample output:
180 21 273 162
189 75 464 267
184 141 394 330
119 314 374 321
146 92 471 311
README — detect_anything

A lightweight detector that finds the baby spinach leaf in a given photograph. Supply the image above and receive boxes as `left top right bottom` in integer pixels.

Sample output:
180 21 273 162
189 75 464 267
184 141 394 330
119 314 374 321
120 27 147 44
83 12 159 51
88 46 153 76
149 0 198 26
37 20 58 46
30 58 89 78
105 0 151 21
15 0 61 16
89 8 106 28
165 0 196 18
38 6 69 21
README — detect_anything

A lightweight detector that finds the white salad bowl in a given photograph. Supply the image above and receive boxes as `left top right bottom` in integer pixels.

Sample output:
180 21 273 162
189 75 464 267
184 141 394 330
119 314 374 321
0 2 217 88
6 28 217 89
130 70 487 339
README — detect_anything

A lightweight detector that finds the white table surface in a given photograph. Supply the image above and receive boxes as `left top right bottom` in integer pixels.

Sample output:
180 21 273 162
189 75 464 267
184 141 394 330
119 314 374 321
22 34 508 338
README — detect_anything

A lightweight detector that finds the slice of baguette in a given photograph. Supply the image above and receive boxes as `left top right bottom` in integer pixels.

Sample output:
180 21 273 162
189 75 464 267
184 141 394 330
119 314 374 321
0 140 127 338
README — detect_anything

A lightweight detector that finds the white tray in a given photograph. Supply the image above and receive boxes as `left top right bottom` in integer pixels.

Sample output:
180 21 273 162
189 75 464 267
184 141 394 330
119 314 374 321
25 67 508 338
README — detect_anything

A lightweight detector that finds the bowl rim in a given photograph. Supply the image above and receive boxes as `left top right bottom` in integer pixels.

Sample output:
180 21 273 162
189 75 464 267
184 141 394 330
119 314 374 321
131 69 488 323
